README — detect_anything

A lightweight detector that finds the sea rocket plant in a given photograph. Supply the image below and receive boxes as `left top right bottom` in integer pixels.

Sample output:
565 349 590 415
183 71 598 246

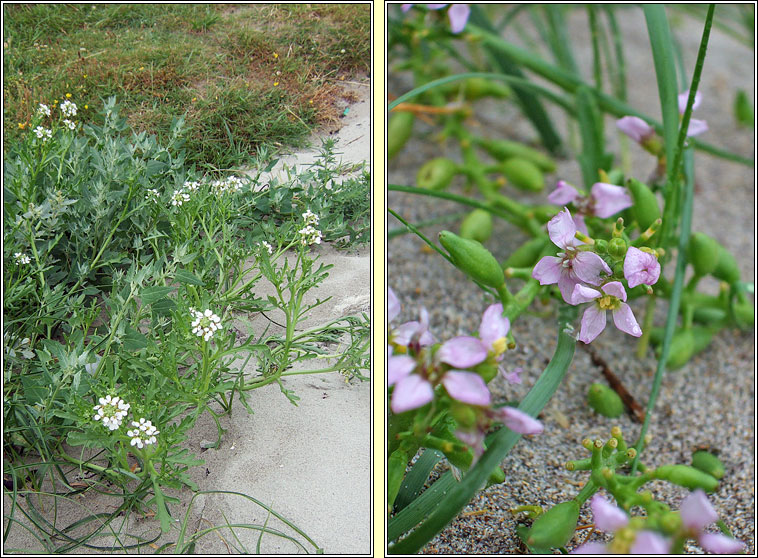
571 281 642 343
548 181 633 233
623 247 661 288
402 4 471 34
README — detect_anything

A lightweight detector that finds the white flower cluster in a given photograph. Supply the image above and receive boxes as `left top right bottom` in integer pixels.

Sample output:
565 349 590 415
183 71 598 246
211 175 244 195
14 252 31 265
93 395 131 431
190 308 223 341
260 240 273 255
37 103 51 117
302 210 319 226
145 188 160 202
60 99 77 118
126 418 159 449
34 126 52 141
170 188 191 207
63 119 76 130
298 225 322 246
183 180 201 193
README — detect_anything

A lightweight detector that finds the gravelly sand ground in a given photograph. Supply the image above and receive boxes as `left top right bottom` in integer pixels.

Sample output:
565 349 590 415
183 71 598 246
388 6 754 554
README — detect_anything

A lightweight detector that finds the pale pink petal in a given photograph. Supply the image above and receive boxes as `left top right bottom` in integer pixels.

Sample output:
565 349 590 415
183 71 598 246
447 3 470 33
590 493 629 532
571 284 602 305
630 531 670 554
591 182 633 218
687 118 708 137
558 272 583 304
391 374 434 413
612 303 642 337
573 213 588 235
532 256 563 285
601 280 627 301
624 247 661 288
578 304 607 343
502 366 522 384
680 489 718 530
441 370 491 406
401 3 415 12
388 287 401 322
393 321 422 346
548 180 580 205
573 251 612 285
616 116 654 143
698 533 745 554
499 406 543 435
678 90 703 113
388 354 416 386
547 208 581 249
426 3 448 9
479 303 509 348
455 428 485 457
437 336 488 368
571 542 609 554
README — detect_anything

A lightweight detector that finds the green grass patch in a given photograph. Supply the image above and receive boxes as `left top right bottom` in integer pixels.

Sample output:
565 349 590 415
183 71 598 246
3 3 370 170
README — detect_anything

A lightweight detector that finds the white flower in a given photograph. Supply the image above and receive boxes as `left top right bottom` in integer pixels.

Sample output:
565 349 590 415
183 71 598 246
190 308 223 341
126 418 159 448
145 188 160 202
302 209 319 226
211 176 244 195
33 126 52 141
298 224 322 246
170 188 191 207
63 119 76 130
14 252 31 265
60 99 77 117
37 103 51 117
93 395 131 431
183 180 201 192
260 241 273 255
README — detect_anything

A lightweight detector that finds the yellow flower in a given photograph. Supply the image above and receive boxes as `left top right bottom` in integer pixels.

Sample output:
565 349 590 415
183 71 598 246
274 81 279 87
83 74 87 79
84 104 88 109
53 99 58 104
191 97 197 102
18 122 25 129
138 66 144 71
65 93 72 98
309 100 313 105
273 53 278 59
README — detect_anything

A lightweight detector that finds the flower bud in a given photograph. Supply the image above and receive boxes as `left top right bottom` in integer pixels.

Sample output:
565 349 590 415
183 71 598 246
688 232 720 276
587 382 625 418
654 464 719 492
463 76 512 101
627 178 661 231
500 158 545 192
475 137 557 173
526 500 580 549
594 238 608 254
608 237 628 260
388 111 414 160
417 157 459 191
460 209 494 243
503 237 549 269
439 231 505 288
691 450 725 480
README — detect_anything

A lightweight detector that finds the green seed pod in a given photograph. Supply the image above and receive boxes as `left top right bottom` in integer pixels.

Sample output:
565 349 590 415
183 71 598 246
691 450 725 480
587 383 624 418
439 231 505 289
659 511 683 535
690 326 714 355
734 89 754 127
712 246 741 284
627 178 661 232
606 168 625 185
463 77 512 101
476 138 557 173
503 237 549 269
387 111 415 161
527 500 580 549
662 328 695 370
692 307 727 326
608 237 628 260
417 158 459 191
486 465 506 487
733 299 755 328
387 447 409 508
500 158 545 192
688 232 721 276
473 362 499 383
450 403 478 429
654 464 719 492
460 209 494 243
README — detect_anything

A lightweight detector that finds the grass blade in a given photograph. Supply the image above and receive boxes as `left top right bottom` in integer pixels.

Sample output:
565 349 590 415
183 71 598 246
393 449 444 513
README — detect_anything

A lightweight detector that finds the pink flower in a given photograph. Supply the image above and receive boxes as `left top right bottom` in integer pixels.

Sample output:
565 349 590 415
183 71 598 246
437 336 489 368
678 90 708 137
532 208 612 303
616 116 655 144
629 531 670 554
571 541 609 554
571 281 642 343
389 287 401 322
623 247 661 288
478 302 510 358
680 490 745 554
392 306 435 348
401 3 470 33
547 180 580 206
591 494 629 532
502 366 523 384
590 182 633 219
493 405 543 435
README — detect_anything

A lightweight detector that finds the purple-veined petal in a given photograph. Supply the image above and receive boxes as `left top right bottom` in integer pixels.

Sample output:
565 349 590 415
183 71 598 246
698 532 745 554
578 304 607 343
678 89 703 113
391 374 434 413
441 370 491 406
499 406 543 435
680 489 718 530
548 180 580 205
571 542 609 554
479 303 509 348
601 280 627 301
547 208 581 249
388 287 401 322
616 116 654 143
624 247 661 288
502 366 523 384
532 256 563 285
591 182 633 218
447 3 470 33
388 354 416 386
590 493 629 532
573 251 612 285
437 336 488 368
558 272 583 304
612 303 642 337
571 283 602 305
630 531 670 554
687 118 708 137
